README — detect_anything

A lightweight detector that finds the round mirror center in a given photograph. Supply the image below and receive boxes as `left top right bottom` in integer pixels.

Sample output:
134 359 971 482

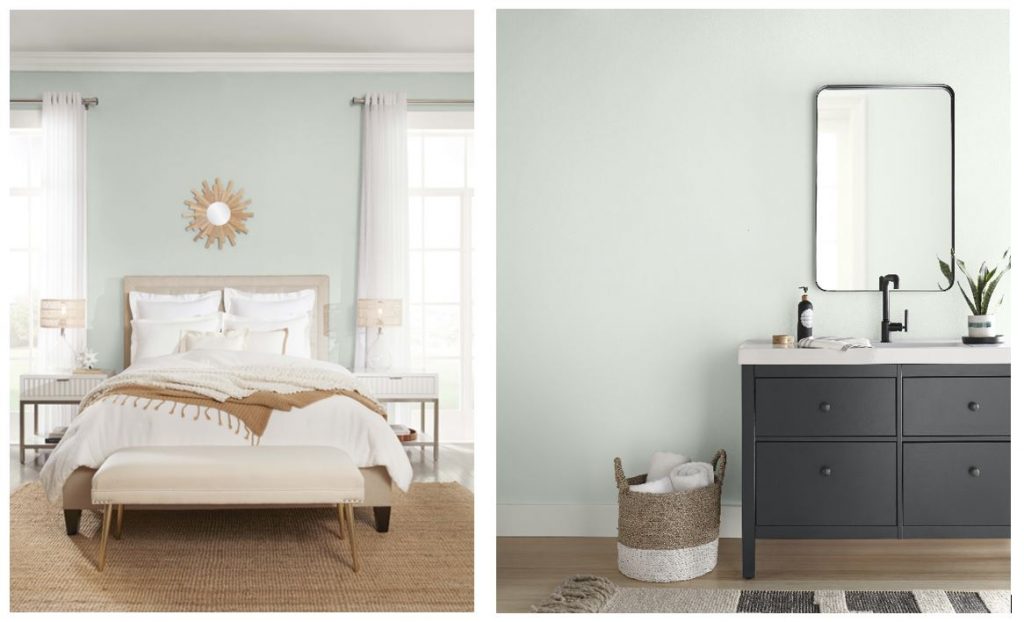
206 201 231 226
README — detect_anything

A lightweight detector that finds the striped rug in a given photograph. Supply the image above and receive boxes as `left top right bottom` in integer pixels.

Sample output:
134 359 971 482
533 576 1011 613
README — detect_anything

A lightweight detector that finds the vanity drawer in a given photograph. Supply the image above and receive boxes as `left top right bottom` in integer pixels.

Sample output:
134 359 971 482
903 378 1009 436
755 378 895 436
756 442 896 526
903 442 1009 526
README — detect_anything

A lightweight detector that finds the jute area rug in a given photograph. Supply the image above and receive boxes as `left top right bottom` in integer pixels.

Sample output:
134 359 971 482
10 481 473 612
534 576 1011 614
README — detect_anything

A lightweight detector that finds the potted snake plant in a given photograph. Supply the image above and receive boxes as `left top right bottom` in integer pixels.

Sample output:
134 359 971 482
938 249 1010 338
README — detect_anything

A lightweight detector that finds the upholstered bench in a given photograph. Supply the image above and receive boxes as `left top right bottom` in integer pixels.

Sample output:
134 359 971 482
91 446 365 572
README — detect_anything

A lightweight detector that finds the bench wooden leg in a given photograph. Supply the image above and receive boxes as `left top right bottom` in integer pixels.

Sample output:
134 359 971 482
345 504 359 572
337 504 345 541
98 503 113 571
114 504 124 539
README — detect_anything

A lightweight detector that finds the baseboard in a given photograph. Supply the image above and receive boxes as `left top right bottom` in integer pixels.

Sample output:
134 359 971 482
497 502 741 538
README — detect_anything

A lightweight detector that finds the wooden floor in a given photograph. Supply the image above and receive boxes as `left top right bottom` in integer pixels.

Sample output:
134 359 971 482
497 536 1011 613
10 442 475 492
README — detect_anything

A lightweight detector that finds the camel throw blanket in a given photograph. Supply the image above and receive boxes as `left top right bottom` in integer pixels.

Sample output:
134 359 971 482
90 385 386 439
78 352 388 441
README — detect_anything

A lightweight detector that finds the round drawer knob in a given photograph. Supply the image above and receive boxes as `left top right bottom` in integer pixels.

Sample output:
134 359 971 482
969 466 981 477
968 401 981 412
820 466 832 477
819 402 832 413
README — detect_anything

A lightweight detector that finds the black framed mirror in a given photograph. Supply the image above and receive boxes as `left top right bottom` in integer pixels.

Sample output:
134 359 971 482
815 84 955 292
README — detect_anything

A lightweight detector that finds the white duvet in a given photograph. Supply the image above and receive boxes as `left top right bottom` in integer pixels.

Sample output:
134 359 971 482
39 350 413 503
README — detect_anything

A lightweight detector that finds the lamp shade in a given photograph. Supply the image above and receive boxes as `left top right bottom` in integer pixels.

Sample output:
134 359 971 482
40 299 86 329
356 299 402 327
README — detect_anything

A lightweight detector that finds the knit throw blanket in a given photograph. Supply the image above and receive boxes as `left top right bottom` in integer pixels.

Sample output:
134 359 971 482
79 365 388 441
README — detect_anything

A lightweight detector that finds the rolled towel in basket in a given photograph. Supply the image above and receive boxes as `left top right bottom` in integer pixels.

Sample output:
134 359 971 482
629 476 674 494
647 451 691 481
669 462 714 492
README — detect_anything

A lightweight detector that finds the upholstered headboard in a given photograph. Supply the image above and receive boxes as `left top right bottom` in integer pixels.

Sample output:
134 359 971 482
122 275 330 368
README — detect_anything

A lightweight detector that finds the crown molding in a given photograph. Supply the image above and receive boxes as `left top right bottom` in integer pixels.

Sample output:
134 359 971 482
11 52 473 73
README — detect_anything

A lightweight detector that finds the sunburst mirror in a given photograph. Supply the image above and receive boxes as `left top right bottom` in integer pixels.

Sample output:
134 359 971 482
183 178 253 249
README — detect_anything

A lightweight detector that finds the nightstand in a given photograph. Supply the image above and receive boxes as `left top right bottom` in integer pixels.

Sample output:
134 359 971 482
18 372 109 464
355 371 441 461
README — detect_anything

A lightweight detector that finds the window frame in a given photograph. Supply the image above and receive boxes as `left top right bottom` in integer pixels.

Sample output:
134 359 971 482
407 111 474 441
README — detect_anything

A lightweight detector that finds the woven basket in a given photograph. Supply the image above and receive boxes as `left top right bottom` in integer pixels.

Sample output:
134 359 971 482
614 449 726 582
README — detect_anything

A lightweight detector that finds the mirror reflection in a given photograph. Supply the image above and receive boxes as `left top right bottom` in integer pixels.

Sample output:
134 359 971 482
206 201 231 227
815 85 954 291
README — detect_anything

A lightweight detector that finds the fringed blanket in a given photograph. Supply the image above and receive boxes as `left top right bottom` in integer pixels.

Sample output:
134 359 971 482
91 384 387 441
77 353 389 441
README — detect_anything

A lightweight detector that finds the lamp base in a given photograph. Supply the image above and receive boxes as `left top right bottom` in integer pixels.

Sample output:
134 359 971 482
366 327 392 371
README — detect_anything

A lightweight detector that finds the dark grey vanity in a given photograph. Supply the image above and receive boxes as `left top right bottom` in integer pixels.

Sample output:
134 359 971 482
739 342 1010 579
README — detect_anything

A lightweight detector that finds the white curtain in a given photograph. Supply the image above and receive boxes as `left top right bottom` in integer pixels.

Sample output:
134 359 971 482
354 93 410 370
38 92 87 372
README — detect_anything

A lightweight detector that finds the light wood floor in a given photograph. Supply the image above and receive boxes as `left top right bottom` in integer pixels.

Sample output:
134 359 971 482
10 442 475 492
497 537 1011 613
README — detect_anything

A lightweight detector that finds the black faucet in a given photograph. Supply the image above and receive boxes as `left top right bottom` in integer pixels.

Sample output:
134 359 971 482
878 274 908 343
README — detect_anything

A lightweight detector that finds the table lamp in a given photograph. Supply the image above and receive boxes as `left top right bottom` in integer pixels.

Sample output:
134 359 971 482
356 299 402 371
39 298 88 371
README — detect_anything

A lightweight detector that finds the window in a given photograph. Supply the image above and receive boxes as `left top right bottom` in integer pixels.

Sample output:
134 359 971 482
8 109 43 437
408 111 474 442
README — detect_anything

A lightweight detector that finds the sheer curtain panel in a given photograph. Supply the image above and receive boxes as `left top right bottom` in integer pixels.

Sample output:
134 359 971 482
39 92 87 371
355 93 410 370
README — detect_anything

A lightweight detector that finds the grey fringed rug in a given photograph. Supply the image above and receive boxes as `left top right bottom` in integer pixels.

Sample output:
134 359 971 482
533 576 1011 614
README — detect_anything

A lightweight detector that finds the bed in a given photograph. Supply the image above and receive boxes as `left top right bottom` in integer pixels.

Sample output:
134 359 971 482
44 275 409 535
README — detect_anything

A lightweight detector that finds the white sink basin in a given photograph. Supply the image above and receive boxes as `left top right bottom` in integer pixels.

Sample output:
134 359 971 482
872 340 965 348
738 338 1009 365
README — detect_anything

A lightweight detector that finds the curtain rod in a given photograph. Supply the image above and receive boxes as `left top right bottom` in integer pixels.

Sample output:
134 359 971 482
351 97 472 106
11 97 99 109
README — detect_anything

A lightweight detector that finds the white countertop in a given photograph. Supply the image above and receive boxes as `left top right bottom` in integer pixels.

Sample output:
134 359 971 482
738 339 1010 365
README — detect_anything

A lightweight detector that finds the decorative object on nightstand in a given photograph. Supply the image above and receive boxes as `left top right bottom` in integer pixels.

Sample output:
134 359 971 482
356 299 402 371
18 371 109 464
939 249 1010 342
183 177 253 249
39 299 89 372
356 370 440 461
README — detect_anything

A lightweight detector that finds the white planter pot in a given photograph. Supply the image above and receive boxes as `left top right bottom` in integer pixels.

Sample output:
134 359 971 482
967 315 996 337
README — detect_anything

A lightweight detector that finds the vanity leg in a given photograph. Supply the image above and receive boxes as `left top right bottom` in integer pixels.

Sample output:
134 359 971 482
741 365 756 579
743 531 755 579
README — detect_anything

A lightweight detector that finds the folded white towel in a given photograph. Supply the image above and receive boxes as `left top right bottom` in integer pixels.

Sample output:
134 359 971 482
629 476 674 494
648 451 691 481
797 336 873 351
669 462 714 492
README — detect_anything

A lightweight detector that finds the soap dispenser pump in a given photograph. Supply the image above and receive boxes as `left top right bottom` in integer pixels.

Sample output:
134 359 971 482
798 286 814 340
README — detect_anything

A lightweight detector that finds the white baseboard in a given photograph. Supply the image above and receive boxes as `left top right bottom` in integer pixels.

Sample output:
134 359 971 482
497 502 741 538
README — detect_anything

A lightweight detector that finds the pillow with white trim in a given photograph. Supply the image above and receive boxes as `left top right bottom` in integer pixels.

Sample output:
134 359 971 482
129 290 222 321
224 314 310 358
130 313 222 363
181 328 248 353
223 287 315 321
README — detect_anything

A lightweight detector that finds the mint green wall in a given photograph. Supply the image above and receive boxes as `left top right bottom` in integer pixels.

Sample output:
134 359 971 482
497 10 1009 517
11 71 472 371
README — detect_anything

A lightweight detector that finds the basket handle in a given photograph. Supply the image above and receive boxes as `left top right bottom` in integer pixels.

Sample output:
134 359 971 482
712 449 727 484
613 457 630 493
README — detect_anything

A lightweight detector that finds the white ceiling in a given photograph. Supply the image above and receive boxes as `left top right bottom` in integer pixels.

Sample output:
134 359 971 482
11 11 473 54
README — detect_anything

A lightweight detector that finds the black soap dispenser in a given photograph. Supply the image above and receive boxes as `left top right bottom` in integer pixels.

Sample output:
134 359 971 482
797 286 814 340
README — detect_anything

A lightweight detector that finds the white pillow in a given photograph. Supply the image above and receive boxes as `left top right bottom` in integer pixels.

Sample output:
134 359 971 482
182 328 248 353
223 288 315 321
129 290 222 321
224 313 311 358
130 313 222 363
244 329 289 355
